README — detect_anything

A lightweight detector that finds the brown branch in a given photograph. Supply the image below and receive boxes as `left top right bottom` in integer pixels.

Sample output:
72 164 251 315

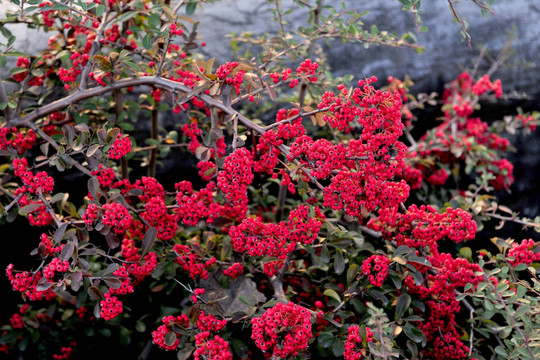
148 109 159 178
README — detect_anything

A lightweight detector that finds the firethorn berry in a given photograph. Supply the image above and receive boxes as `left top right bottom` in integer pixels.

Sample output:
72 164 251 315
125 252 158 286
38 233 63 256
216 147 254 221
191 288 205 303
251 302 312 358
193 333 232 360
152 314 189 351
141 196 177 240
101 202 133 234
175 180 216 226
108 134 132 159
361 255 390 287
427 168 449 186
109 267 134 295
12 158 54 194
507 239 540 267
196 311 227 331
91 164 116 189
287 205 325 245
263 259 285 277
229 217 291 259
174 244 216 280
296 58 319 82
9 313 24 329
83 203 99 225
223 262 244 279
99 292 123 320
43 258 69 279
17 194 53 227
52 346 73 360
344 325 373 360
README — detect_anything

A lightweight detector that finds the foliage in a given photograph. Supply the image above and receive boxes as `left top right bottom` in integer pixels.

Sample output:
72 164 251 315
0 1 538 360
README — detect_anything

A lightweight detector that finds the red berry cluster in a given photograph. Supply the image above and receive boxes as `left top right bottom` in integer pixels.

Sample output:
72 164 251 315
152 314 190 351
263 259 285 277
17 194 52 226
13 158 54 194
6 264 56 301
83 203 99 225
409 72 513 191
101 202 133 234
472 74 502 98
141 196 177 240
269 67 293 83
191 288 205 303
181 122 203 153
361 255 390 287
109 267 134 295
296 59 319 82
251 302 312 358
175 180 216 226
223 262 244 278
194 333 233 360
38 1 55 26
287 205 325 245
196 311 227 332
288 135 347 179
52 346 73 360
344 325 374 360
173 244 216 280
108 134 132 159
507 239 540 267
134 176 165 202
216 61 245 93
124 252 158 285
58 51 89 88
403 253 482 360
382 204 476 256
99 292 123 320
9 313 24 329
38 233 63 256
216 147 254 221
12 57 30 82
229 216 291 259
0 127 36 154
92 164 116 189
169 23 183 36
43 258 70 279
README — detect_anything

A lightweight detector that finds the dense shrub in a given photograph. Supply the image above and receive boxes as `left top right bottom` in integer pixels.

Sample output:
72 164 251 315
0 1 539 359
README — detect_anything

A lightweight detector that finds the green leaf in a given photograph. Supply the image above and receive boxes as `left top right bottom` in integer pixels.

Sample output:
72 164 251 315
514 305 531 319
346 264 359 286
19 203 42 215
323 289 341 303
393 245 412 258
95 4 105 17
116 10 138 23
186 0 197 15
459 246 472 259
403 324 426 346
317 332 335 348
230 338 249 359
334 249 345 275
395 293 411 321
494 346 507 357
332 338 345 357
141 227 157 256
